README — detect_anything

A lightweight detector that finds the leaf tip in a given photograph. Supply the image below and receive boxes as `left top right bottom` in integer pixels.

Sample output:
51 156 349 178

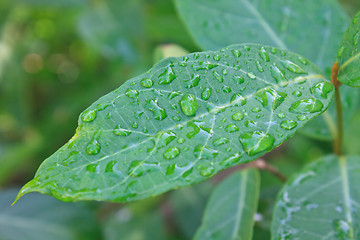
12 180 37 206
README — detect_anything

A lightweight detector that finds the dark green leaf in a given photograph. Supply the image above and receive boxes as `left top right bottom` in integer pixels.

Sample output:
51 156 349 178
170 181 212 238
272 155 360 239
338 11 360 87
103 208 167 240
0 189 101 240
16 44 334 203
195 168 260 240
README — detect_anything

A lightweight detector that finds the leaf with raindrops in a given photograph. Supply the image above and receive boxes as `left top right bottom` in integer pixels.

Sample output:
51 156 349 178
16 44 334 203
174 0 357 141
338 11 360 87
194 168 260 240
271 155 360 239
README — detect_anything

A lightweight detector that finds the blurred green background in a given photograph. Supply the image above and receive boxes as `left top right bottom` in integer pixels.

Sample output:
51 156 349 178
0 0 359 239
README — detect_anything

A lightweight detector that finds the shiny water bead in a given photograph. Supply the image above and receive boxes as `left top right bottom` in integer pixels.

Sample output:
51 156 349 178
179 94 198 116
81 109 97 122
239 131 275 156
289 98 323 114
140 78 153 88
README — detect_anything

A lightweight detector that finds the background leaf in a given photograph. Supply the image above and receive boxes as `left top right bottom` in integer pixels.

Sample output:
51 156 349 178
338 11 360 87
271 155 360 239
194 168 260 240
17 44 334 203
170 181 212 239
0 189 101 240
174 0 354 140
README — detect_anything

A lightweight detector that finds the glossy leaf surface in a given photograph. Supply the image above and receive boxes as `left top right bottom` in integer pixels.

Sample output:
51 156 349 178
175 0 351 140
0 189 101 240
338 11 360 87
195 168 260 240
272 155 360 239
17 44 334 203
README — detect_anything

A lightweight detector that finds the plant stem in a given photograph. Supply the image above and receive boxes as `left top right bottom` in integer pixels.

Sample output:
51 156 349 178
331 61 343 156
252 159 287 182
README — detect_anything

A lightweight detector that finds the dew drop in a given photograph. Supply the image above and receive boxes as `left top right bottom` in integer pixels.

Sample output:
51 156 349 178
81 109 97 122
220 152 241 166
297 115 307 121
239 131 275 156
225 124 239 133
292 90 302 97
179 94 198 116
146 99 168 120
232 112 244 121
201 87 212 100
168 91 181 99
259 47 270 62
270 65 286 83
159 64 176 85
247 72 256 79
289 98 323 113
184 74 201 88
200 166 215 177
280 120 298 130
256 61 264 72
140 78 153 88
233 75 245 84
222 85 232 93
232 49 241 57
298 56 309 65
213 54 221 61
163 146 180 160
125 88 139 103
86 140 101 155
213 71 224 83
310 81 334 99
255 88 287 110
213 137 229 146
280 60 306 73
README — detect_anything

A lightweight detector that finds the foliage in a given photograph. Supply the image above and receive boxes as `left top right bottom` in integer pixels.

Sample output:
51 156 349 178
1 0 360 239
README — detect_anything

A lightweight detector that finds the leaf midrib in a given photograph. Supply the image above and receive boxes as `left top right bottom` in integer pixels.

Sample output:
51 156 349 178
339 156 355 239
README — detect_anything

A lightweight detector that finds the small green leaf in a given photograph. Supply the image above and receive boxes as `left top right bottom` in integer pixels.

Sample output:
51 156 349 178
271 155 360 239
338 11 360 87
194 168 260 240
16 44 334 203
0 189 101 240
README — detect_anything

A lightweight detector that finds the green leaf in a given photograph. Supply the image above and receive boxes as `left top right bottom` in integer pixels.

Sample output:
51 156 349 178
338 11 360 87
174 0 348 72
170 181 213 238
271 155 360 239
17 44 334 203
194 168 260 240
0 189 101 240
174 0 351 140
103 208 167 240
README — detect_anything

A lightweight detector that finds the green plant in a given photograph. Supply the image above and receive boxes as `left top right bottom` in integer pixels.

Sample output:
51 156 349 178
11 0 360 239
